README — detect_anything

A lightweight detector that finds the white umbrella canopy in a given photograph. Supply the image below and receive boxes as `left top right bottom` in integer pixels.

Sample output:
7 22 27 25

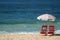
37 14 56 21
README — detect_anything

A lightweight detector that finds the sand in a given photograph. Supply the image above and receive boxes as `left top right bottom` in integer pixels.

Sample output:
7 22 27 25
0 34 60 40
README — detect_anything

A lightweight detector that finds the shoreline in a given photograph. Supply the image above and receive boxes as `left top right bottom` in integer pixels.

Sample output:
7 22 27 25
0 31 59 34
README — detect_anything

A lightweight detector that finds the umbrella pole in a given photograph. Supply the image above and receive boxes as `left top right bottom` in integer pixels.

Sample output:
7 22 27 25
44 21 48 25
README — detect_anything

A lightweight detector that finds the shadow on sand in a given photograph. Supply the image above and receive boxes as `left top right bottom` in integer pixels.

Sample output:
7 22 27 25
54 34 60 36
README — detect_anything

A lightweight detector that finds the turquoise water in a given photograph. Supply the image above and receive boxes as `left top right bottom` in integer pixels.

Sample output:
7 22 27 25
0 22 60 34
0 0 60 34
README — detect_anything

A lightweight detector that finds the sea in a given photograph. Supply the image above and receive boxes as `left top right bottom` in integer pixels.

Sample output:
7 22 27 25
0 0 60 34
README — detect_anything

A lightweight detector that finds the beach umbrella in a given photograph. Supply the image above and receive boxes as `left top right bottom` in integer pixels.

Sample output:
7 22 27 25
37 14 56 35
37 14 56 21
37 14 56 25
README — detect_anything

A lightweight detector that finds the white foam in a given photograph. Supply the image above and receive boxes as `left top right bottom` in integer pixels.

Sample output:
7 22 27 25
0 31 40 34
10 32 40 34
0 30 60 34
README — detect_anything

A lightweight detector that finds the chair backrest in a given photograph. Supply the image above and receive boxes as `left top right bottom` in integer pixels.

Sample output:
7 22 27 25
49 25 54 31
41 25 47 31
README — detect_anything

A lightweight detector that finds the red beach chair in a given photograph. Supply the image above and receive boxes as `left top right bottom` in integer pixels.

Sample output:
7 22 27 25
48 25 54 35
40 25 47 35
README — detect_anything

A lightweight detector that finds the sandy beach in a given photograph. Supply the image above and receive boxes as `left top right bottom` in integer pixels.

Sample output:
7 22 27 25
0 34 60 40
